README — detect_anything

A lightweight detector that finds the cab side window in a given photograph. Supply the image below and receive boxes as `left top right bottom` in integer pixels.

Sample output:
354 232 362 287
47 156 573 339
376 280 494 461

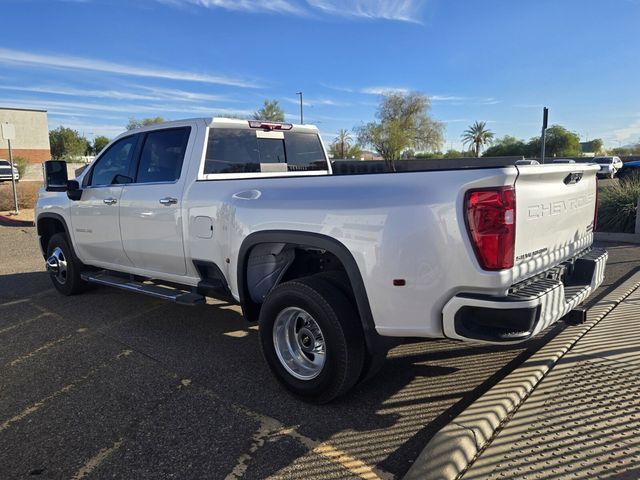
136 127 191 183
88 135 138 187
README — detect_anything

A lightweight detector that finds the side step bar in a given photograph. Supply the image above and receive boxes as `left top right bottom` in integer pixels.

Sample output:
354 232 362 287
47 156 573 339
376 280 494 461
81 271 205 306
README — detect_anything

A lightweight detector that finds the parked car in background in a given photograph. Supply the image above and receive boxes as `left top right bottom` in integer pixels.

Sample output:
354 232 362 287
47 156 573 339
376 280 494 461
551 159 576 164
616 160 640 182
0 159 20 182
594 156 623 178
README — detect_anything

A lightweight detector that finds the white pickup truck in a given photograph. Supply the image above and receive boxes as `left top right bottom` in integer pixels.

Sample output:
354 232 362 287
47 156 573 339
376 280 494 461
36 118 607 402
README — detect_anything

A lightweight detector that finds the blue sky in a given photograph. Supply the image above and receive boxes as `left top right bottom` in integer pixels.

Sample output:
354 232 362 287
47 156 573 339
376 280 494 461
1 0 639 150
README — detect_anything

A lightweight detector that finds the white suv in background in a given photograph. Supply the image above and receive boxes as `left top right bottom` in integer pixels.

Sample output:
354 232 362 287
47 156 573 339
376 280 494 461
594 156 623 178
0 159 20 182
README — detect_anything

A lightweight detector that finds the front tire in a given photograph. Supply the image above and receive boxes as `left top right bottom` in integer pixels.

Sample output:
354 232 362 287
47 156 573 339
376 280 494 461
259 276 365 403
46 233 87 295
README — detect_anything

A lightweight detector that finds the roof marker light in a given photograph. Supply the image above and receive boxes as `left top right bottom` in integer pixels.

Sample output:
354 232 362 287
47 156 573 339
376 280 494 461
248 120 293 131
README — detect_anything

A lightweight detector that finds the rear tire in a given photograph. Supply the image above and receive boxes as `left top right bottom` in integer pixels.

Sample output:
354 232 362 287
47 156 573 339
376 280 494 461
46 233 87 295
259 276 365 403
313 270 390 383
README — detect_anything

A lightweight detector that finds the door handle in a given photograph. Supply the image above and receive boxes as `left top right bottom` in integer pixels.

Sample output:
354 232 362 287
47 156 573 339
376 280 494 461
159 197 178 206
103 197 117 205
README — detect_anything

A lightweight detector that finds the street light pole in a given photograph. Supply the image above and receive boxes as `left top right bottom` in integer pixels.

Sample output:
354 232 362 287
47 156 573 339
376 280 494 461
296 92 304 124
540 107 549 164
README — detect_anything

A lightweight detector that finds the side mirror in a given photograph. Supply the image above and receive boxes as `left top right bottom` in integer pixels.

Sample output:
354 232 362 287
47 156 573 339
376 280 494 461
43 160 69 192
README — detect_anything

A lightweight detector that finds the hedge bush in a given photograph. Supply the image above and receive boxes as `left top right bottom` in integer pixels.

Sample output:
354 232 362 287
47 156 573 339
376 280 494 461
597 178 640 233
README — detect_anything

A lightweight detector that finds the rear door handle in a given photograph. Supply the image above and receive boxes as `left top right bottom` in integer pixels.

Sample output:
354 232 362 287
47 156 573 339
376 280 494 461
159 197 178 206
103 197 117 205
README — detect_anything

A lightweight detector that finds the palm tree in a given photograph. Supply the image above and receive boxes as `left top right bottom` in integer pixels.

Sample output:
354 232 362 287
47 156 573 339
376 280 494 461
461 121 494 157
334 129 352 158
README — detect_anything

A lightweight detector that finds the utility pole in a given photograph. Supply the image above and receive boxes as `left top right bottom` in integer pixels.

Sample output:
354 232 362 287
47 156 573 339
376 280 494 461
296 92 304 124
540 107 549 164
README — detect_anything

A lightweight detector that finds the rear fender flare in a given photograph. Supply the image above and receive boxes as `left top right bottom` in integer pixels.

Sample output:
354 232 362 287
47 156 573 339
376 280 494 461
237 230 380 351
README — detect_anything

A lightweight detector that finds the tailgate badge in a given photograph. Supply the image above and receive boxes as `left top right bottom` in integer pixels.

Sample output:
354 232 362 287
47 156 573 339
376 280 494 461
564 172 583 184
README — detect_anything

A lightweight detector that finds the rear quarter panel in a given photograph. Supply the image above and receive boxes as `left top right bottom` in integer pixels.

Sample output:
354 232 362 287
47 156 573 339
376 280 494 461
185 167 518 338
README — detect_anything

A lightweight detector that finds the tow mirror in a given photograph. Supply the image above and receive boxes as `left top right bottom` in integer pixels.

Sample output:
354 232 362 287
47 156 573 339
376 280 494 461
43 160 69 192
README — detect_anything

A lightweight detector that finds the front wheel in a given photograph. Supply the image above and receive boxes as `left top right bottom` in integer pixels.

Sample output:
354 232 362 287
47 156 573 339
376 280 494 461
259 276 365 403
46 233 87 295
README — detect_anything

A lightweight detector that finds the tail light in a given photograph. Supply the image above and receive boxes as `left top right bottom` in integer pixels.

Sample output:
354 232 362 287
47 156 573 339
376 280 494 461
464 186 516 270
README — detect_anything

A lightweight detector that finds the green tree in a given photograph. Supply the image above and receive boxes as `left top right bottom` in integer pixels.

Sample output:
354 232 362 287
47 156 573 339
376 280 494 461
49 126 89 160
253 100 285 122
483 135 528 157
586 138 604 155
461 121 494 157
355 92 445 170
329 129 362 159
612 144 640 156
92 135 111 155
126 116 166 130
530 125 582 157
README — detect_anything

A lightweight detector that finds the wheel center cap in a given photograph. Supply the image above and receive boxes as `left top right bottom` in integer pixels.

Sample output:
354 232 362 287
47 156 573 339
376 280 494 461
298 327 315 352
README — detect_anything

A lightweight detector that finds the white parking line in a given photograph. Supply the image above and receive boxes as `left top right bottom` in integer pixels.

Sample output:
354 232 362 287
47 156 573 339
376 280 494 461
0 312 51 335
0 350 132 433
71 438 124 480
190 385 392 480
0 298 30 308
8 334 74 367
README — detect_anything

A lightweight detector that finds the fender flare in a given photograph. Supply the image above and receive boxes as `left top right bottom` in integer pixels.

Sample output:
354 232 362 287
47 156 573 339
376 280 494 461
36 212 73 258
237 230 381 351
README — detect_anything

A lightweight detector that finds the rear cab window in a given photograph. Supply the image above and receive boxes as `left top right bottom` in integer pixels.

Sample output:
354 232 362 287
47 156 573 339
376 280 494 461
201 124 329 179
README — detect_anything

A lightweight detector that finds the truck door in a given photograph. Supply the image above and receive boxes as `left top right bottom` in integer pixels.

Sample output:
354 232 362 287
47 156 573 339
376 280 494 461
119 126 193 276
70 134 140 266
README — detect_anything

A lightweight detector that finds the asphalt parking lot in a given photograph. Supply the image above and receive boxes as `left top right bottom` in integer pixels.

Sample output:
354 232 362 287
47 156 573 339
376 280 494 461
1 225 639 480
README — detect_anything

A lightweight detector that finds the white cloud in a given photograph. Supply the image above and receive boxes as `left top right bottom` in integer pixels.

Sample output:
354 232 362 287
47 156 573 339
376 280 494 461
606 117 640 145
157 0 306 14
432 95 467 102
159 0 424 23
306 0 424 23
0 96 253 119
282 97 346 107
361 86 410 95
0 48 258 88
0 84 159 101
319 83 355 93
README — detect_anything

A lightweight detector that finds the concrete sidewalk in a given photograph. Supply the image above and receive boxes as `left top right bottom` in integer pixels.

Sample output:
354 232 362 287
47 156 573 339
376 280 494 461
463 282 640 479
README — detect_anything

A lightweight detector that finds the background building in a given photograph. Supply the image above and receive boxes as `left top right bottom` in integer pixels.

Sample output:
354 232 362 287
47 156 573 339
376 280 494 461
0 107 51 163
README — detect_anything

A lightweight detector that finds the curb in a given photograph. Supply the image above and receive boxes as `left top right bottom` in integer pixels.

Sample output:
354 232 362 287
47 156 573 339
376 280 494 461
0 214 34 227
0 218 35 226
594 232 640 244
404 271 640 480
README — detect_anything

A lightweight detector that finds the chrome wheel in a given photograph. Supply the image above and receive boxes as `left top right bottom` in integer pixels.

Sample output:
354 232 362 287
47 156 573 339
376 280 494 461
46 247 68 285
273 307 326 380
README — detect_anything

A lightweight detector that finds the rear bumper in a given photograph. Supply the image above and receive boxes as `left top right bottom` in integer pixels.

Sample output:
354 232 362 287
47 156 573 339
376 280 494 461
442 248 607 344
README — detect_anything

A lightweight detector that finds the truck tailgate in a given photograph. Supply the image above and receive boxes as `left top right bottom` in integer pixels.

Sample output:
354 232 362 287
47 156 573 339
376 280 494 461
512 163 600 282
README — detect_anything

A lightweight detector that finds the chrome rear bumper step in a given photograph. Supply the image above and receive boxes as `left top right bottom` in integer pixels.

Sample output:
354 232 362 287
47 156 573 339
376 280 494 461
81 271 205 306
